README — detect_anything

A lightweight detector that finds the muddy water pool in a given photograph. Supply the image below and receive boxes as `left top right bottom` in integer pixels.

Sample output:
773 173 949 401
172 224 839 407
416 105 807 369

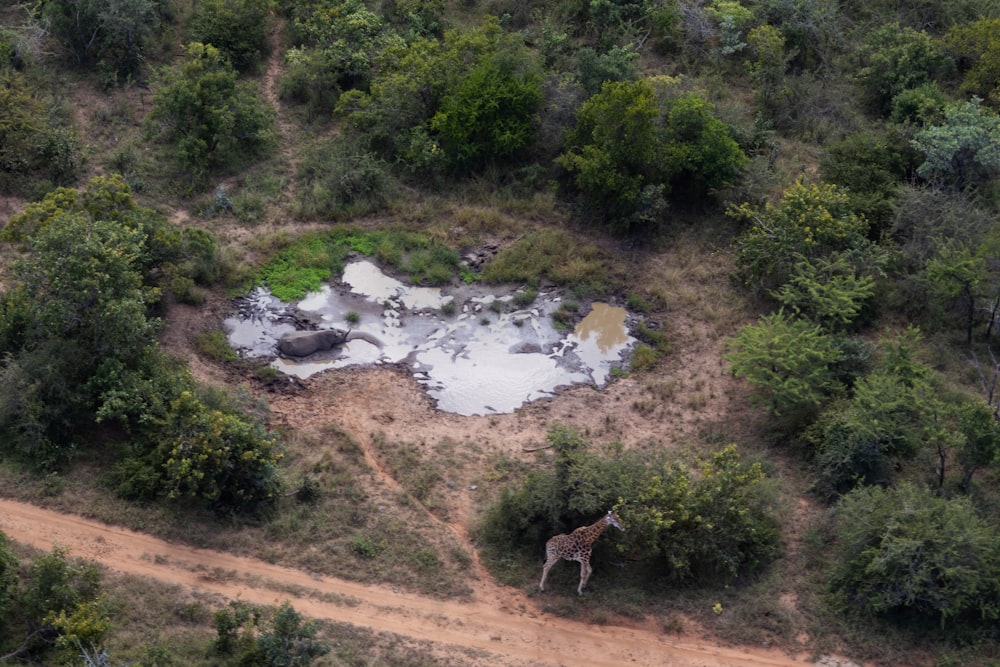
225 260 636 416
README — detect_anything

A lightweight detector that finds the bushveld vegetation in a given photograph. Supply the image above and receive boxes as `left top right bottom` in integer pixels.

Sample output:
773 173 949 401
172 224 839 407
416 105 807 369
1 0 1000 664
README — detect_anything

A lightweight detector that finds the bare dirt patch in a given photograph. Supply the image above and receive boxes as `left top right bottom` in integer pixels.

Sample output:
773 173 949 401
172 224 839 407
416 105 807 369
0 498 811 667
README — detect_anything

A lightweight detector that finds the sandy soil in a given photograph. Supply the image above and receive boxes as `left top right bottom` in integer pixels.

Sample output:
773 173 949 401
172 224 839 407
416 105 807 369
0 497 813 667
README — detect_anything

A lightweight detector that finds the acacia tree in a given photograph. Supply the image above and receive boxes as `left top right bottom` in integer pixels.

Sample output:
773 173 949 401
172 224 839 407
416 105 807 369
726 309 843 417
731 180 877 291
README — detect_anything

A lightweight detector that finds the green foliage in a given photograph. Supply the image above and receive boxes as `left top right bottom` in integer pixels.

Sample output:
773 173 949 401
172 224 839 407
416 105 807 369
829 483 1000 627
819 129 919 230
0 71 79 196
946 18 1000 107
576 45 637 95
855 24 954 115
148 43 275 180
955 400 1000 490
925 239 985 343
726 309 843 416
770 253 876 329
0 546 106 662
159 391 282 514
479 429 780 584
557 77 745 235
188 0 273 73
479 229 606 287
430 56 543 170
214 600 329 665
806 329 939 497
339 17 542 175
295 136 392 220
42 0 160 82
281 0 392 116
912 97 1000 190
731 180 874 291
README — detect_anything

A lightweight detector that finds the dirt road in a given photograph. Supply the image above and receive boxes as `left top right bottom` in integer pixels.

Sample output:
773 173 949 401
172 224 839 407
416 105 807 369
0 498 816 667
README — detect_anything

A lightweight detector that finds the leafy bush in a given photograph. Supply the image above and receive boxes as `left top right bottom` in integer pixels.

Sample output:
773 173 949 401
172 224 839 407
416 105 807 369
42 0 160 82
187 0 273 73
479 428 780 584
339 17 542 176
281 0 391 115
295 137 392 219
0 71 79 196
147 43 275 180
770 253 876 330
430 56 543 170
946 18 1000 107
214 601 329 664
855 24 954 115
829 483 1000 629
912 97 1000 190
726 309 843 417
557 77 745 235
819 129 919 230
731 180 875 291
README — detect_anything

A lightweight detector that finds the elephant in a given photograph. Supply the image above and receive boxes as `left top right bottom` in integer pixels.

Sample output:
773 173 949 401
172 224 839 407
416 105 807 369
277 329 349 357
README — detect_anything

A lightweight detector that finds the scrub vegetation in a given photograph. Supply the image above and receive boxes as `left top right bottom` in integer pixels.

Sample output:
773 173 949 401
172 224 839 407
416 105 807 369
1 0 1000 664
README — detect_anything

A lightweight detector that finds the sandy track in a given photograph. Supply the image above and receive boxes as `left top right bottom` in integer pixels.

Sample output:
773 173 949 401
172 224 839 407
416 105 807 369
0 498 812 667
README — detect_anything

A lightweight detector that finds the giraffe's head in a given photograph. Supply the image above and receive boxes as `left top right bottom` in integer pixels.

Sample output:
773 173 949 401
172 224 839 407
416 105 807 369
605 510 625 532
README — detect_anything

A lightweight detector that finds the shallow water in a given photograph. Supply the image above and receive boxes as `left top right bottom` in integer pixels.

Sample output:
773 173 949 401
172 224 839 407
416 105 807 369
225 260 636 416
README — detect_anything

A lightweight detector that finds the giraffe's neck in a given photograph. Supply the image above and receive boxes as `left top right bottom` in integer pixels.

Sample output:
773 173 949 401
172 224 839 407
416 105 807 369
578 516 610 546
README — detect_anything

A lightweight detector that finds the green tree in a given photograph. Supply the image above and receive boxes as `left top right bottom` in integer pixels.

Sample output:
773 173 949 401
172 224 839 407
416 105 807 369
829 483 1000 627
148 42 275 179
338 17 540 176
430 56 542 170
731 180 875 291
214 601 329 665
946 18 1000 107
925 239 985 343
819 129 919 230
726 309 843 417
912 97 1000 190
280 0 392 116
855 24 953 115
770 253 876 330
42 0 160 82
557 77 745 234
955 400 1000 491
160 391 282 513
0 71 79 196
188 0 273 74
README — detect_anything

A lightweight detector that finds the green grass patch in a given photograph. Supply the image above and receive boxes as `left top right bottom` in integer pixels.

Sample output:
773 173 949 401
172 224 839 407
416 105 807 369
481 229 607 288
255 228 461 300
194 331 238 362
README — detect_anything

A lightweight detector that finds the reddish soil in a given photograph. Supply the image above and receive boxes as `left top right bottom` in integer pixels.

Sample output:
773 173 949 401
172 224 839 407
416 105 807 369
0 498 810 667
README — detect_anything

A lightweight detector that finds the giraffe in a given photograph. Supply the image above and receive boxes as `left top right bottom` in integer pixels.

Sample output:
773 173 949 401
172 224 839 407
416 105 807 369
539 510 625 595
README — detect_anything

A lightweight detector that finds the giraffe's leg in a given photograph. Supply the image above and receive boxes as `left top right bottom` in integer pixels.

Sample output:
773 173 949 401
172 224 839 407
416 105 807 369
540 556 558 592
578 560 592 595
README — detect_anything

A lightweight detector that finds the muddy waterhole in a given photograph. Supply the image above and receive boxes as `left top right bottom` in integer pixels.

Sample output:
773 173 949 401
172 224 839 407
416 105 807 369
225 260 636 415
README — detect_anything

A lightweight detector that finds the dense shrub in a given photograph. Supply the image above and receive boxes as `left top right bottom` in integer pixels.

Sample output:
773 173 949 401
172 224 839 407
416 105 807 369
295 137 392 219
479 428 780 584
731 180 877 291
557 77 745 235
339 18 543 176
0 71 79 196
912 97 1000 190
855 24 954 115
829 483 1000 629
41 0 160 82
726 309 843 417
147 43 275 179
188 0 273 74
946 17 1000 107
819 129 920 230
